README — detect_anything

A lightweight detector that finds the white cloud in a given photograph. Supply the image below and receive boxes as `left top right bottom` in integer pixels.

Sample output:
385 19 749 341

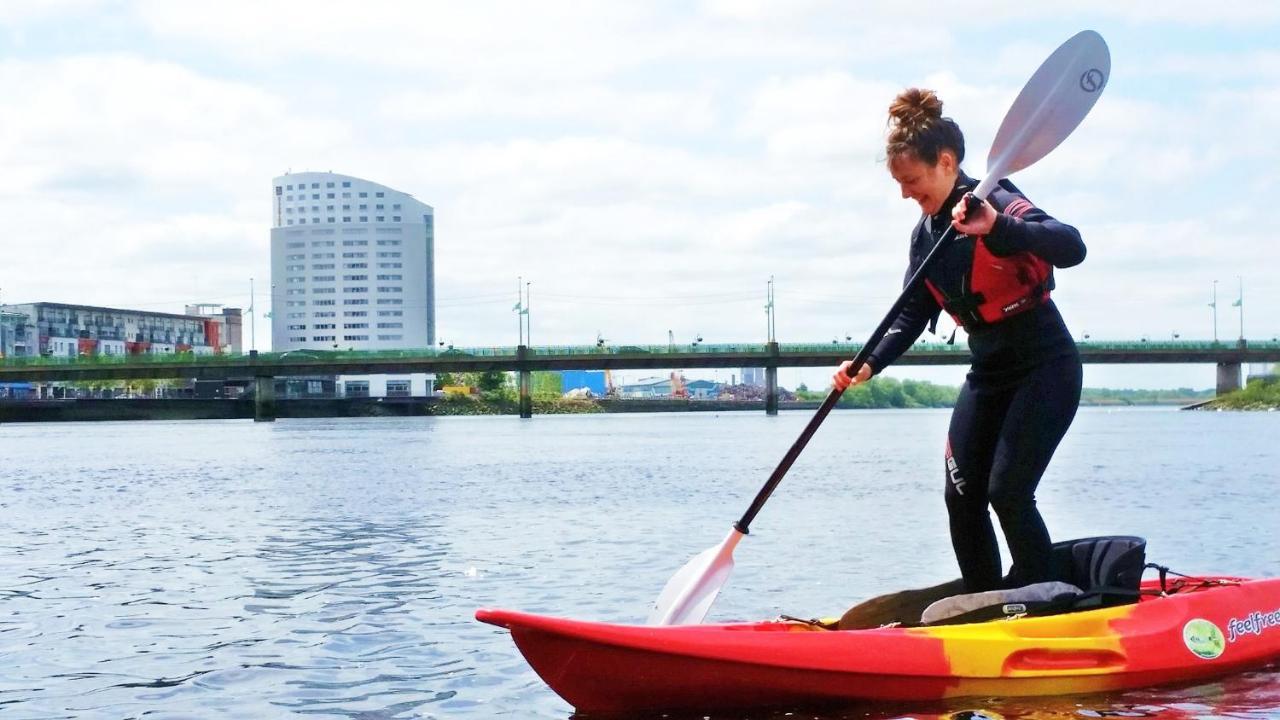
1 4 1278 389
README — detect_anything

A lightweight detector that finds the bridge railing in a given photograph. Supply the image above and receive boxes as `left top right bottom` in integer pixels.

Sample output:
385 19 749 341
3 339 1277 368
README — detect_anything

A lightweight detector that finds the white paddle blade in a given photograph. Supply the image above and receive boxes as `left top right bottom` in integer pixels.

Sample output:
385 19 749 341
649 527 745 625
980 30 1110 197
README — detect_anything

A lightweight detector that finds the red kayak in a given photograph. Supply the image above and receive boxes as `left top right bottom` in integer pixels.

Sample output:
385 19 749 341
478 576 1280 714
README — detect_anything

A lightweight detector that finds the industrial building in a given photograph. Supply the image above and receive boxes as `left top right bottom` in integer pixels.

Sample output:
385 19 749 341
269 171 435 397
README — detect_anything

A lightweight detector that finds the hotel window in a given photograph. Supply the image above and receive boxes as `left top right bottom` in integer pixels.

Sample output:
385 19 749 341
314 262 334 269
313 335 334 341
327 193 335 199
314 288 336 294
312 275 335 282
376 216 384 222
314 311 335 318
343 299 368 305
314 300 336 306
286 184 293 190
314 323 335 329
286 324 307 330
342 252 366 259
344 323 368 329
359 204 368 211
342 181 351 187
377 310 403 317
376 299 403 305
286 264 304 271
342 217 351 223
346 287 368 293
375 191 384 197
344 335 368 341
343 274 367 281
375 204 384 210
392 216 400 222
290 336 306 342
378 335 403 341
345 310 368 317
287 276 305 283
377 287 403 293
287 242 305 249
344 262 367 268
311 193 319 199
359 192 367 198
359 216 368 222
377 274 402 281
377 322 403 329
392 203 401 210
311 183 319 189
378 262 402 269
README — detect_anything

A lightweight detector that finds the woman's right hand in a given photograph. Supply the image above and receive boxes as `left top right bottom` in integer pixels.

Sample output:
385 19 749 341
832 360 873 391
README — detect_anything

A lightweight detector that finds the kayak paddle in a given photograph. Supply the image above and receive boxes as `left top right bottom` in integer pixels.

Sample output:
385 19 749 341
650 30 1111 625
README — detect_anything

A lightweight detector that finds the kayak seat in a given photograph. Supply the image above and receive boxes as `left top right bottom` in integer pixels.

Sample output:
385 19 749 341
920 536 1147 626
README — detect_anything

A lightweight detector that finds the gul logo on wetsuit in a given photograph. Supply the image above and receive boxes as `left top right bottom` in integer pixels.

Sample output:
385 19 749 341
1227 607 1280 642
945 438 966 496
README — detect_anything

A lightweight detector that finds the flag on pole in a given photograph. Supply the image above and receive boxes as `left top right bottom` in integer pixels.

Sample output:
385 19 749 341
1232 298 1242 307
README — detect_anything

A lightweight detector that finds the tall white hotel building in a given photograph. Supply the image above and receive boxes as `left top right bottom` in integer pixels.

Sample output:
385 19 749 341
270 172 435 397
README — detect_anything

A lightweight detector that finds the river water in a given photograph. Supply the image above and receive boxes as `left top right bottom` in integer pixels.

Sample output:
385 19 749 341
1 408 1277 719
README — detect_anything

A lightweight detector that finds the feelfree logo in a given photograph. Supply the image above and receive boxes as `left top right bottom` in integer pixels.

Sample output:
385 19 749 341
1227 607 1280 642
1182 619 1225 660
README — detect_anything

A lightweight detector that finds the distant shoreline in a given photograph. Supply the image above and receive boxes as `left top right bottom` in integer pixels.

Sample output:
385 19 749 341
0 394 1248 423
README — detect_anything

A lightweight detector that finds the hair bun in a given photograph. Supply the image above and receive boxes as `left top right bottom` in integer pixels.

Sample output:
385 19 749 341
888 88 944 129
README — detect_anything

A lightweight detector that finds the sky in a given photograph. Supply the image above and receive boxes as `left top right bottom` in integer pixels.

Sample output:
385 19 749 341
1 1 1277 390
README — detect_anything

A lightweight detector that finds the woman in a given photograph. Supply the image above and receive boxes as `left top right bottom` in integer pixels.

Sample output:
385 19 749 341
833 88 1086 593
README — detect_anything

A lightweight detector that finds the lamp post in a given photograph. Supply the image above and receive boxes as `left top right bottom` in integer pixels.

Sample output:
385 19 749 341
1209 280 1218 343
1234 276 1244 342
514 276 524 346
249 277 256 353
764 276 776 343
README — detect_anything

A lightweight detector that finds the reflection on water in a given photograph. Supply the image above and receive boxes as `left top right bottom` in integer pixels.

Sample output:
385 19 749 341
0 410 1277 718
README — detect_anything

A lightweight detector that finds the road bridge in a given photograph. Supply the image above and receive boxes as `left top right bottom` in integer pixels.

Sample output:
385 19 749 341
3 339 1277 420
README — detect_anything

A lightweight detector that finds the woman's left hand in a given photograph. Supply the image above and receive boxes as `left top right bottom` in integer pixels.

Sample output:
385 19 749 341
951 193 997 236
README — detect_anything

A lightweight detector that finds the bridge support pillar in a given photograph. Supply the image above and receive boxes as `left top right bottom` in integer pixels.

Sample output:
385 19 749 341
1216 362 1241 396
517 345 532 419
765 341 779 416
254 376 276 422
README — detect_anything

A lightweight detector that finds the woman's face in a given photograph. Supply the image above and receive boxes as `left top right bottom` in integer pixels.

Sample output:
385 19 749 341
888 150 958 216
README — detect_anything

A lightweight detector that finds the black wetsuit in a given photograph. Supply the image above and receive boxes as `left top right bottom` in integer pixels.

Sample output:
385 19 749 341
866 173 1085 593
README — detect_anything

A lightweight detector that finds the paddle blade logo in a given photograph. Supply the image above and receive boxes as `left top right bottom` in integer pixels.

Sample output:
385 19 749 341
1182 619 1226 660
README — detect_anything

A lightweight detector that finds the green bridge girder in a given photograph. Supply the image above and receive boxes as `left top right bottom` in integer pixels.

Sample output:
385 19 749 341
1 340 1277 383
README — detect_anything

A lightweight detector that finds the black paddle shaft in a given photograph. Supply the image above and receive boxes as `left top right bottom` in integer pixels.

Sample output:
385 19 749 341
733 196 981 535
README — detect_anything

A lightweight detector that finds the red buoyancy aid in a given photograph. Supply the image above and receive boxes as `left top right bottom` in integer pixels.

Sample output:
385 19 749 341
923 197 1051 330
